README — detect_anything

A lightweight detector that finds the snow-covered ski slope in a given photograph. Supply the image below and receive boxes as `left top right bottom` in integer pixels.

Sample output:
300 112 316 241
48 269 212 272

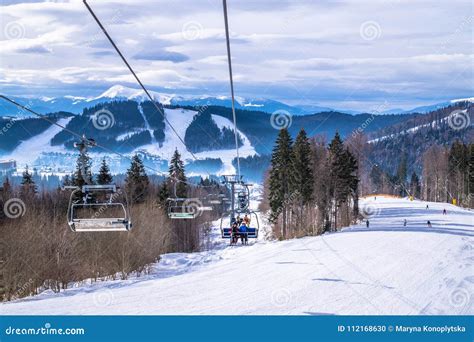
2 196 473 315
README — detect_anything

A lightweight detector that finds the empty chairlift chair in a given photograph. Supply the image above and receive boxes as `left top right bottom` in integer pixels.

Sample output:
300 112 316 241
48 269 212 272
66 184 131 232
167 197 202 219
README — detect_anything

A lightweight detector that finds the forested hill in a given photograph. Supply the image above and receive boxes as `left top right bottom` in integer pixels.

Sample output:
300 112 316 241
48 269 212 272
367 102 473 176
178 105 410 155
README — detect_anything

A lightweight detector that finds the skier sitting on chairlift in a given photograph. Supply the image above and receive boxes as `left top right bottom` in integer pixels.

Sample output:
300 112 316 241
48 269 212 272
239 221 248 245
243 214 251 226
231 221 239 245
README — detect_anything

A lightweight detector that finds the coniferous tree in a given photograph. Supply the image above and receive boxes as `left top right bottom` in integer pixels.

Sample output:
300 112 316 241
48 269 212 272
97 158 113 185
328 132 358 230
158 183 170 207
125 154 149 203
73 147 93 187
292 129 314 205
409 171 421 198
20 165 36 197
291 129 315 235
169 149 187 198
268 128 293 237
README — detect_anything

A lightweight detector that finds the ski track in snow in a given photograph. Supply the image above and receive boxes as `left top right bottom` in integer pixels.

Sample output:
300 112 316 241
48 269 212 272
5 108 257 175
3 117 73 166
3 195 473 315
138 108 257 175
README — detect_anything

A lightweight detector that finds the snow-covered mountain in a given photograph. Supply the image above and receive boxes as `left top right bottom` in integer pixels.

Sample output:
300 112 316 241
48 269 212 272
0 85 334 118
0 107 257 177
381 97 474 114
4 84 470 118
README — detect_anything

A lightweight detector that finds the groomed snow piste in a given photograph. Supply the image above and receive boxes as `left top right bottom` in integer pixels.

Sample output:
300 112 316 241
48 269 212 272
2 196 473 315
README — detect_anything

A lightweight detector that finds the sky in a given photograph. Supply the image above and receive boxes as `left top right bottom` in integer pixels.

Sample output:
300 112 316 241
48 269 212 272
0 0 473 111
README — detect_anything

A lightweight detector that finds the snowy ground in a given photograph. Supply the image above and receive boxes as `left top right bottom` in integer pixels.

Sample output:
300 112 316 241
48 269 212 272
2 196 473 315
3 117 73 166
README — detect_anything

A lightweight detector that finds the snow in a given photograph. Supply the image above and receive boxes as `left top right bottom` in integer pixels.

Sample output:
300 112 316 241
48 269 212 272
138 108 257 175
91 85 174 105
3 196 472 315
368 112 470 144
115 129 146 142
451 97 474 103
2 107 257 176
3 117 73 167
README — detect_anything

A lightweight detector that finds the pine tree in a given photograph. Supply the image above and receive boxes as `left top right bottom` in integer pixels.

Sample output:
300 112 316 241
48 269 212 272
328 132 358 230
409 171 420 198
158 183 170 207
73 147 93 187
20 165 36 196
125 154 149 203
292 129 314 205
97 158 113 185
268 128 293 238
169 149 187 198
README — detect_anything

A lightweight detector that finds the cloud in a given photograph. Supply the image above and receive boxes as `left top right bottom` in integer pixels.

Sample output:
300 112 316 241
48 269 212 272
14 44 51 54
0 0 472 110
133 49 189 63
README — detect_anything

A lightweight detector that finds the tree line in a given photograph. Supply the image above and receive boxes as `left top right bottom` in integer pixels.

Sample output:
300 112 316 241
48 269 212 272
0 148 222 301
262 129 359 239
369 141 473 208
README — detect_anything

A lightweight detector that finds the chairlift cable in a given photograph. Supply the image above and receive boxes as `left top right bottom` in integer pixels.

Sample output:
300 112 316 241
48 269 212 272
0 94 213 188
222 0 241 179
83 0 198 161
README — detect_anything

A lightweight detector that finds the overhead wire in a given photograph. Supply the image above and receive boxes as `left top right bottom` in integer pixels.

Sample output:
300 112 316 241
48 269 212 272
83 0 198 161
0 95 219 189
222 0 241 180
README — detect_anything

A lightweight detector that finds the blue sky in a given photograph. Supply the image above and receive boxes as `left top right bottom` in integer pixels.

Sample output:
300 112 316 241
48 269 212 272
1 0 472 111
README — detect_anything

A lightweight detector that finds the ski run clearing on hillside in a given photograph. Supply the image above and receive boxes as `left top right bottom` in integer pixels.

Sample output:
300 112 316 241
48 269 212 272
3 196 473 315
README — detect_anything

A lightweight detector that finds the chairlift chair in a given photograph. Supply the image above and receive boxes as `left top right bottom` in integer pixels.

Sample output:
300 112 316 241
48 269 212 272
220 210 259 240
66 184 131 232
166 197 210 219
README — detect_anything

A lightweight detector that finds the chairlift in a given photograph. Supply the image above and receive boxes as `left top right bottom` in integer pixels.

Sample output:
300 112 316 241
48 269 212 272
65 184 131 232
165 179 214 219
166 197 201 219
204 193 223 205
220 210 259 240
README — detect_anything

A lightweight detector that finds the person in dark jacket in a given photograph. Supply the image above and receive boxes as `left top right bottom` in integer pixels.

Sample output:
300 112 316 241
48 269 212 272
231 222 239 245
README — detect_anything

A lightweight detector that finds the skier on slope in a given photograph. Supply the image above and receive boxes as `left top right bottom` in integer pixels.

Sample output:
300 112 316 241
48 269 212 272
427 220 432 228
403 219 407 227
366 220 370 228
443 208 447 215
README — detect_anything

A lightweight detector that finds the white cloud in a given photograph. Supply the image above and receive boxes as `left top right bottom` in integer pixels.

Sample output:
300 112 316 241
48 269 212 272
0 0 472 109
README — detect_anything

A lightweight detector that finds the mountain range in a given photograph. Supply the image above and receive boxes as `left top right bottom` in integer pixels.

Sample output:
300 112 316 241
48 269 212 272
1 84 472 118
0 85 472 183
